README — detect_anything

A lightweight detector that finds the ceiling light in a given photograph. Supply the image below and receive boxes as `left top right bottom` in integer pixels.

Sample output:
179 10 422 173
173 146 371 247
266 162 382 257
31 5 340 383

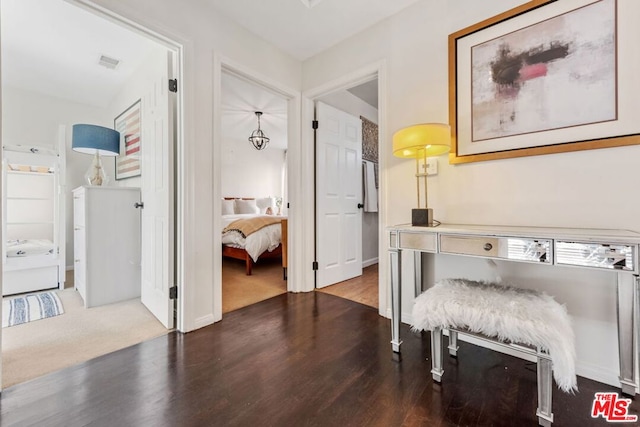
248 112 270 150
98 55 120 70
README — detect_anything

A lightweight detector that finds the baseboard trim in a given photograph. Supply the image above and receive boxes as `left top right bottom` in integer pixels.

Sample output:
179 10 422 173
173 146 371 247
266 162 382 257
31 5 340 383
194 314 215 330
362 257 379 268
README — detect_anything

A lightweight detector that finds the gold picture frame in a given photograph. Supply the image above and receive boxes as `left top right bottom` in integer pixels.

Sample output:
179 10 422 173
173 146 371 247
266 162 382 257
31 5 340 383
448 0 640 164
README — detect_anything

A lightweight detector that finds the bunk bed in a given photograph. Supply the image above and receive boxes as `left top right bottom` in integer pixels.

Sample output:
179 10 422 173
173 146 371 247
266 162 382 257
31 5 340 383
3 144 66 296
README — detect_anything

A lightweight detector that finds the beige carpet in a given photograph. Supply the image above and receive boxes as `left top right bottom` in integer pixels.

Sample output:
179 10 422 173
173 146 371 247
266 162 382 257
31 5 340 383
2 288 169 389
222 257 287 313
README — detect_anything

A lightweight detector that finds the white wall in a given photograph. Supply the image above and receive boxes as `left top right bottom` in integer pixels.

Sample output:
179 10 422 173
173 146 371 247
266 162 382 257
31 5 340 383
302 0 635 386
1 85 109 266
221 132 286 200
85 0 302 331
318 90 379 265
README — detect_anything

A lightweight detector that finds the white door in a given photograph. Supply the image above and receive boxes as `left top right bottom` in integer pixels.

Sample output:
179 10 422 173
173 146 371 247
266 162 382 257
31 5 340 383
315 101 363 288
140 51 175 328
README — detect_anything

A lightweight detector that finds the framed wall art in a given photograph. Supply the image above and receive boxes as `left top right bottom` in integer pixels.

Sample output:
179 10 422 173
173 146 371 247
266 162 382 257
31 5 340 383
114 99 142 179
448 0 640 164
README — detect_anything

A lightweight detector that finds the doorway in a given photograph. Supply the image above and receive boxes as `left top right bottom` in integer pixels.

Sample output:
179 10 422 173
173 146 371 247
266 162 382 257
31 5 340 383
301 63 387 316
0 0 183 388
313 79 380 308
212 59 301 321
219 70 289 313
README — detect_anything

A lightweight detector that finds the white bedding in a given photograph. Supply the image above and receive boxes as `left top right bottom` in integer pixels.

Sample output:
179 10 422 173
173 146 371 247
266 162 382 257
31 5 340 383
6 239 54 257
222 214 284 262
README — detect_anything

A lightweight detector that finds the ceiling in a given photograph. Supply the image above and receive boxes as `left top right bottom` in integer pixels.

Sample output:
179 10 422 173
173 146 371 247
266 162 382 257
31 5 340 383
1 0 391 113
221 72 288 150
209 0 421 60
348 80 378 108
1 0 164 108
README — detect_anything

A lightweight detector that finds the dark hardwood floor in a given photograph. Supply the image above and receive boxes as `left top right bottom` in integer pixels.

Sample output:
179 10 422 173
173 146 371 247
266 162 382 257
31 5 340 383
1 292 637 426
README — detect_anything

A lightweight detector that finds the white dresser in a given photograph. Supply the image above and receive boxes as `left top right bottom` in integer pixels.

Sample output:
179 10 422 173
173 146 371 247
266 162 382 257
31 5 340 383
73 186 141 308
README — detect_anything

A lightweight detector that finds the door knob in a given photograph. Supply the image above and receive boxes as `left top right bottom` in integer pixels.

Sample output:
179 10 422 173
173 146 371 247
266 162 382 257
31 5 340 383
134 202 144 209
357 203 364 209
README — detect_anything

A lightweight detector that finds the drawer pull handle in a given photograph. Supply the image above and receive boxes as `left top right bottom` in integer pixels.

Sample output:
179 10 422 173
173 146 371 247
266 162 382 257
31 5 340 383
483 243 493 251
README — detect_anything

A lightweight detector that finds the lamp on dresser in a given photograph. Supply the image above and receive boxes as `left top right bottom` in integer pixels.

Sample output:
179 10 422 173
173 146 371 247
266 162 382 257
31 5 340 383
72 124 120 186
392 123 451 226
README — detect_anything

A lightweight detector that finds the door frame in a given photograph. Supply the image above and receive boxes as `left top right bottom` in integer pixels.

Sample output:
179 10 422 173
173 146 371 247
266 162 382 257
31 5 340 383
64 0 188 331
301 61 389 317
212 55 301 321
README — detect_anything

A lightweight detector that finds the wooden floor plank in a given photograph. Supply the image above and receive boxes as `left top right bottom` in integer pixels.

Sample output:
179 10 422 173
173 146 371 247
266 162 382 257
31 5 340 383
1 292 637 426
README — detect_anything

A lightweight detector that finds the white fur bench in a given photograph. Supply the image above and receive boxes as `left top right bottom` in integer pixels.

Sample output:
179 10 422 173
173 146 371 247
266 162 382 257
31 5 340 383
411 279 577 427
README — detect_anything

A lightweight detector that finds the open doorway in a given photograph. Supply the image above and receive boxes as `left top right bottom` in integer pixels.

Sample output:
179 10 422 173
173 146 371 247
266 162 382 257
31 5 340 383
0 0 180 388
313 77 380 309
219 71 289 313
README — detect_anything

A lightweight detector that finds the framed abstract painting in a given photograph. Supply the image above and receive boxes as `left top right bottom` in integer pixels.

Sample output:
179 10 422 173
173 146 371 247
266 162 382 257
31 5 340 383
114 99 142 179
448 0 640 163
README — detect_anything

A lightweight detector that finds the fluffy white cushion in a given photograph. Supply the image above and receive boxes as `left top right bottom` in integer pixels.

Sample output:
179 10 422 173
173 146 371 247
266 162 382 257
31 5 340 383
235 199 259 214
221 199 235 215
411 278 577 393
256 197 275 214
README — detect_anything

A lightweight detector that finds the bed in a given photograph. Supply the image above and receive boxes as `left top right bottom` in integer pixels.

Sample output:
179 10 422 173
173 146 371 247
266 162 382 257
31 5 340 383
3 143 66 296
221 197 287 276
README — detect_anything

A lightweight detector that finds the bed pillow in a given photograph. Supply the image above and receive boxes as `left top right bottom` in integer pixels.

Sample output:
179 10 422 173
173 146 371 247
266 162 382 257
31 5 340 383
221 199 235 215
256 197 275 214
235 199 259 214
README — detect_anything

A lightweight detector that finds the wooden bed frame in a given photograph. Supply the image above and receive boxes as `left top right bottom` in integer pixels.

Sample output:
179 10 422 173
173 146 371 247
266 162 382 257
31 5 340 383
222 242 283 276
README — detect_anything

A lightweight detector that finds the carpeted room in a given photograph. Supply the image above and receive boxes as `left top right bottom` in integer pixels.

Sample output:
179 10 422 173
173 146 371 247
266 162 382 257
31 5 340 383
2 282 168 388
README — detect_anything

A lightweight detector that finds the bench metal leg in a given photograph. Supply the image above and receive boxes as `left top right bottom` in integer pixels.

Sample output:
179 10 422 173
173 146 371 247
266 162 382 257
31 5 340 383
536 351 554 427
431 327 444 382
448 330 459 357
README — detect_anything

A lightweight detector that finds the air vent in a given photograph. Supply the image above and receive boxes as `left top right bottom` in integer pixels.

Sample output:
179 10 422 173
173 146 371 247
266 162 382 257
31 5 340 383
300 0 324 8
98 55 120 70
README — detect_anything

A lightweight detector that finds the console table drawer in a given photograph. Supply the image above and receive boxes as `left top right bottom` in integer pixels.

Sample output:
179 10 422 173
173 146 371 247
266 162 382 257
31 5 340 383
441 235 500 258
441 235 552 263
556 241 636 272
398 232 437 252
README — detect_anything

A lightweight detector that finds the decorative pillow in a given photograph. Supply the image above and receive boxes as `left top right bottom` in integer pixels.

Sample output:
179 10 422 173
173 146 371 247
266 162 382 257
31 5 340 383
256 197 275 214
221 199 235 215
235 199 259 214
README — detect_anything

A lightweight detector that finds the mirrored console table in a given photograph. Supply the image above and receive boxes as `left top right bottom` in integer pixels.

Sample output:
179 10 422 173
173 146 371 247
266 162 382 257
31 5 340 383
388 223 640 395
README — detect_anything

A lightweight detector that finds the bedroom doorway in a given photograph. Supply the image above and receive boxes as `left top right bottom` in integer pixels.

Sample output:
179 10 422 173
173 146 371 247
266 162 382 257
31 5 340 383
0 0 184 388
219 70 290 313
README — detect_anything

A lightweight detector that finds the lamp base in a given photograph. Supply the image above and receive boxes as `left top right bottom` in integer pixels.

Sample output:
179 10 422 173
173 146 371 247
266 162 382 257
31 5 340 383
412 208 434 227
85 152 109 186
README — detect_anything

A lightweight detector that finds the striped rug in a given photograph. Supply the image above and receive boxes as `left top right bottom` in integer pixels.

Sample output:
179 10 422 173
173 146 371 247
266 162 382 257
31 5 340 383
2 292 64 328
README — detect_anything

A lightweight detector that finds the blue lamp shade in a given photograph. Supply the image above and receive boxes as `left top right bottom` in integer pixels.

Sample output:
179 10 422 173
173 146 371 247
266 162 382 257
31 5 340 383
72 124 120 156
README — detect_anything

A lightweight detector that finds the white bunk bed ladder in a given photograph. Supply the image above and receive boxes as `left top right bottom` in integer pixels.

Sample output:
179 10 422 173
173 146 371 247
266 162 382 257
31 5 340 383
2 135 66 296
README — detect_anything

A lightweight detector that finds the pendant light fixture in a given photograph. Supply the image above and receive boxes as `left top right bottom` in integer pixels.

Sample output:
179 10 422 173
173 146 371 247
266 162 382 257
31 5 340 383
248 111 270 150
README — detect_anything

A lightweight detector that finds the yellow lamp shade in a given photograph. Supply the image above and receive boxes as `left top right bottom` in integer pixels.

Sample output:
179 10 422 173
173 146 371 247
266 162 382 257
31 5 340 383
392 123 451 158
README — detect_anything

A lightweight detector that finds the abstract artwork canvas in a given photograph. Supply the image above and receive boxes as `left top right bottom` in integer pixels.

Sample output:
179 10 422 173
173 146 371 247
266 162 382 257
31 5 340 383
471 0 616 142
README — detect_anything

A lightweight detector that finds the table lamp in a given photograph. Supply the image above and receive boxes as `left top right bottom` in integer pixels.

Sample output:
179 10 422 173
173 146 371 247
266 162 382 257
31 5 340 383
72 124 120 186
392 123 451 226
